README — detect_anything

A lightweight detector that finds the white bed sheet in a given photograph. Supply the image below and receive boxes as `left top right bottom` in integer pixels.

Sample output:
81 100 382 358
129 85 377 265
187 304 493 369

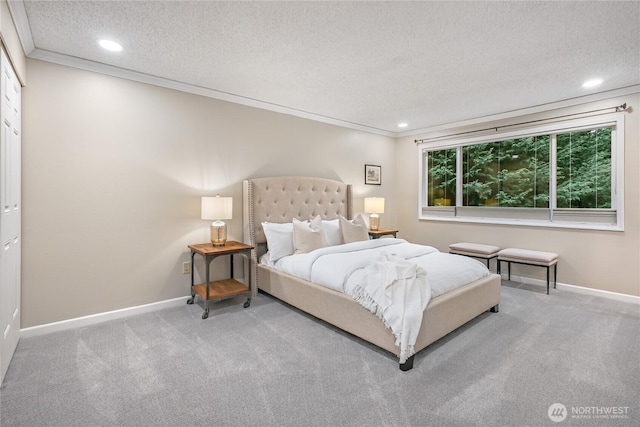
261 238 490 298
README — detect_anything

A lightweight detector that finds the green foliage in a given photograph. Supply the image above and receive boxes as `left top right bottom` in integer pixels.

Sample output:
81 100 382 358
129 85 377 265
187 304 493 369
426 127 611 209
462 135 550 207
556 128 611 208
463 143 496 205
426 148 456 205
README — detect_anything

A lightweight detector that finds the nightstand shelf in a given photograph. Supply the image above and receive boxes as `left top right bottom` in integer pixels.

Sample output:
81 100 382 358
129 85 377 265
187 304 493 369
190 279 249 301
368 228 398 239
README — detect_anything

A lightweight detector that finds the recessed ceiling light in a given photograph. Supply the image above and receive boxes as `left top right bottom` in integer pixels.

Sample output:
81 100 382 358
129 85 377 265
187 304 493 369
98 39 123 52
582 78 603 89
397 123 408 128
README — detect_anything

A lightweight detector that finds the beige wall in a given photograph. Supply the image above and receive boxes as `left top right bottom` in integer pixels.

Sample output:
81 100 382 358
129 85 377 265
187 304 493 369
396 93 640 297
22 59 396 327
21 58 640 328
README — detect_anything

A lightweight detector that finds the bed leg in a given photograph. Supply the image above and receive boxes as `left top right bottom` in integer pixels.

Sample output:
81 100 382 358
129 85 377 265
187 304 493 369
399 355 414 371
489 304 499 313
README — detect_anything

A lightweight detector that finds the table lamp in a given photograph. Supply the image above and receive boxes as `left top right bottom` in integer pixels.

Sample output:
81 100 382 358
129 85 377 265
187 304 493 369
201 195 233 246
364 197 385 231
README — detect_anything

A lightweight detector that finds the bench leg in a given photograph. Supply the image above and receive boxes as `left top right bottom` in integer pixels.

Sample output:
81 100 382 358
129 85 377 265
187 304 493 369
497 260 501 275
546 266 550 295
507 262 511 280
554 263 557 289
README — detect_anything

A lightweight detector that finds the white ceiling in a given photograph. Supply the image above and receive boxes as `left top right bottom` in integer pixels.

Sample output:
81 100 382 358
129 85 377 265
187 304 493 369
9 1 640 135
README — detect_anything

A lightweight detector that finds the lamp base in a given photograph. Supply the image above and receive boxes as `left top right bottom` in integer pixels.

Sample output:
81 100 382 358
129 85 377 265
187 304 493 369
210 221 227 246
369 214 380 231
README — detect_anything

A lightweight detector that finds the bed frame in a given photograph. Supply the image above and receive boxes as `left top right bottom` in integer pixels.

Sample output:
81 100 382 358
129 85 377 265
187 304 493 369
243 176 501 371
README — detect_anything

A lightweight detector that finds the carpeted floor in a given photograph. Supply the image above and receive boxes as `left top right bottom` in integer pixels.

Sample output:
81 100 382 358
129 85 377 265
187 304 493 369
1 281 638 426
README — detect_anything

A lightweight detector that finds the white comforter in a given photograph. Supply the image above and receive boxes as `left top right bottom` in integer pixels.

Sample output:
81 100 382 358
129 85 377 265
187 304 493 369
272 238 490 298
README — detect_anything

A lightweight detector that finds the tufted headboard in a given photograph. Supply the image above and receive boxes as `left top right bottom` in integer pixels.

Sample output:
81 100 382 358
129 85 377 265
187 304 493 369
242 176 353 293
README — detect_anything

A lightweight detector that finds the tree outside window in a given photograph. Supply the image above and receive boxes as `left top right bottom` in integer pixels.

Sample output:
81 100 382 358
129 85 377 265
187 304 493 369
556 128 611 209
426 148 456 206
421 113 621 230
463 136 550 208
426 128 612 209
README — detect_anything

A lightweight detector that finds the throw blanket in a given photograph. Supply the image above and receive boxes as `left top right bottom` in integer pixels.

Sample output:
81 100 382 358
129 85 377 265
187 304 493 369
352 252 431 364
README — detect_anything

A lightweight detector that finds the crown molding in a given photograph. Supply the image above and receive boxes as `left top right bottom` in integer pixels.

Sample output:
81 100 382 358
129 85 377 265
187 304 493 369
6 0 34 55
28 48 396 137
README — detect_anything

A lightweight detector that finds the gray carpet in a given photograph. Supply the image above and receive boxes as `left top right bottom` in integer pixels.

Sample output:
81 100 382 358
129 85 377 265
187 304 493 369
1 281 638 427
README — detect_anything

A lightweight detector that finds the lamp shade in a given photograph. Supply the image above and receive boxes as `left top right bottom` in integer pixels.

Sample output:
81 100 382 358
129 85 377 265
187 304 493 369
364 197 384 231
201 196 233 220
364 197 385 214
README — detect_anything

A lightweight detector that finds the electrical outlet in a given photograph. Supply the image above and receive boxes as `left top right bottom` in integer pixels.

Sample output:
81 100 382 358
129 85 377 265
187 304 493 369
182 262 191 275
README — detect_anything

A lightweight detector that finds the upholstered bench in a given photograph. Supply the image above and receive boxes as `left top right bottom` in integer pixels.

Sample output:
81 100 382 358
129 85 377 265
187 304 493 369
497 248 559 294
449 242 501 270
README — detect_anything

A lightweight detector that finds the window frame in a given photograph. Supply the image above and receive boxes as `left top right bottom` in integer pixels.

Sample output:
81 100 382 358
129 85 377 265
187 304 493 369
418 113 625 231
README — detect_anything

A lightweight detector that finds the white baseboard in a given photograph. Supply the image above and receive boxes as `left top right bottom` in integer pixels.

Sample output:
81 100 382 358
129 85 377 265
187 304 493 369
502 274 640 304
20 296 189 338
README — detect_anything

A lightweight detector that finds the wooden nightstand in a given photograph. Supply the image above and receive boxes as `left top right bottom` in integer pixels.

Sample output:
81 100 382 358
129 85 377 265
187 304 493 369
368 229 398 239
187 241 253 319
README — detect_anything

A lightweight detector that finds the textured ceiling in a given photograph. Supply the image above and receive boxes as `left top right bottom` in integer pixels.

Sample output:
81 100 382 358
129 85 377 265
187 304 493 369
11 1 640 134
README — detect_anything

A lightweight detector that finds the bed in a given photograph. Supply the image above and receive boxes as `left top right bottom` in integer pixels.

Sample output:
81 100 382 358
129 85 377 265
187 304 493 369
242 176 501 371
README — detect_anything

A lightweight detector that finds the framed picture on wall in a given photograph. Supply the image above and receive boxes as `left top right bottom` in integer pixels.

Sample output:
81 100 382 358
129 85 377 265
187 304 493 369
365 164 381 185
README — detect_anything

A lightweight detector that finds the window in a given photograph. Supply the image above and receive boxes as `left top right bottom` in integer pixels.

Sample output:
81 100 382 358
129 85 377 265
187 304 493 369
420 113 624 230
462 136 550 208
556 128 611 209
426 148 456 206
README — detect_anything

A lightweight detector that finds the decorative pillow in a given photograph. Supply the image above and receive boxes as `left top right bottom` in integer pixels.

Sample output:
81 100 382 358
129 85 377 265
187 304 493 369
261 222 294 262
339 214 369 243
322 219 341 246
293 216 328 254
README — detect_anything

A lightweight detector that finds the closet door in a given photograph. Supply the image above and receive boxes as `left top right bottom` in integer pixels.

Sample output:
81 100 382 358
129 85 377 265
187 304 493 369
0 47 21 383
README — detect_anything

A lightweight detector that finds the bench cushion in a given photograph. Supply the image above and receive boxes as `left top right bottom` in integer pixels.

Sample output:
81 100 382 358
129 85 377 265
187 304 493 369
498 248 558 266
449 242 500 258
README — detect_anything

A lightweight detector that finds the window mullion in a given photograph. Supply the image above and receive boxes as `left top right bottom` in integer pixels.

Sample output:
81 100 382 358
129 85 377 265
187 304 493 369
611 128 617 209
456 146 462 207
550 134 557 217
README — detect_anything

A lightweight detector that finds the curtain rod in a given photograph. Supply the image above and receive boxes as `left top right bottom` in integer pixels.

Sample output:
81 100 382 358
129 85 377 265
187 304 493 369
414 103 627 144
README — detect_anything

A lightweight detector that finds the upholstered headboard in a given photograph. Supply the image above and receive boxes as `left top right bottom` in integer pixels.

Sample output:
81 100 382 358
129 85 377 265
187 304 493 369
242 176 353 293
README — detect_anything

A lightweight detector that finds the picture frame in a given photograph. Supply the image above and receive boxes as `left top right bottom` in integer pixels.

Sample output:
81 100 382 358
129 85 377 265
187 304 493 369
365 164 381 185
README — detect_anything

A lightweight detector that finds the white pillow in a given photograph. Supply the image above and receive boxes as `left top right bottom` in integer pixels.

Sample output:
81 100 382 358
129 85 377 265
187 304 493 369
261 222 294 262
322 219 341 246
339 214 370 243
293 216 328 254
